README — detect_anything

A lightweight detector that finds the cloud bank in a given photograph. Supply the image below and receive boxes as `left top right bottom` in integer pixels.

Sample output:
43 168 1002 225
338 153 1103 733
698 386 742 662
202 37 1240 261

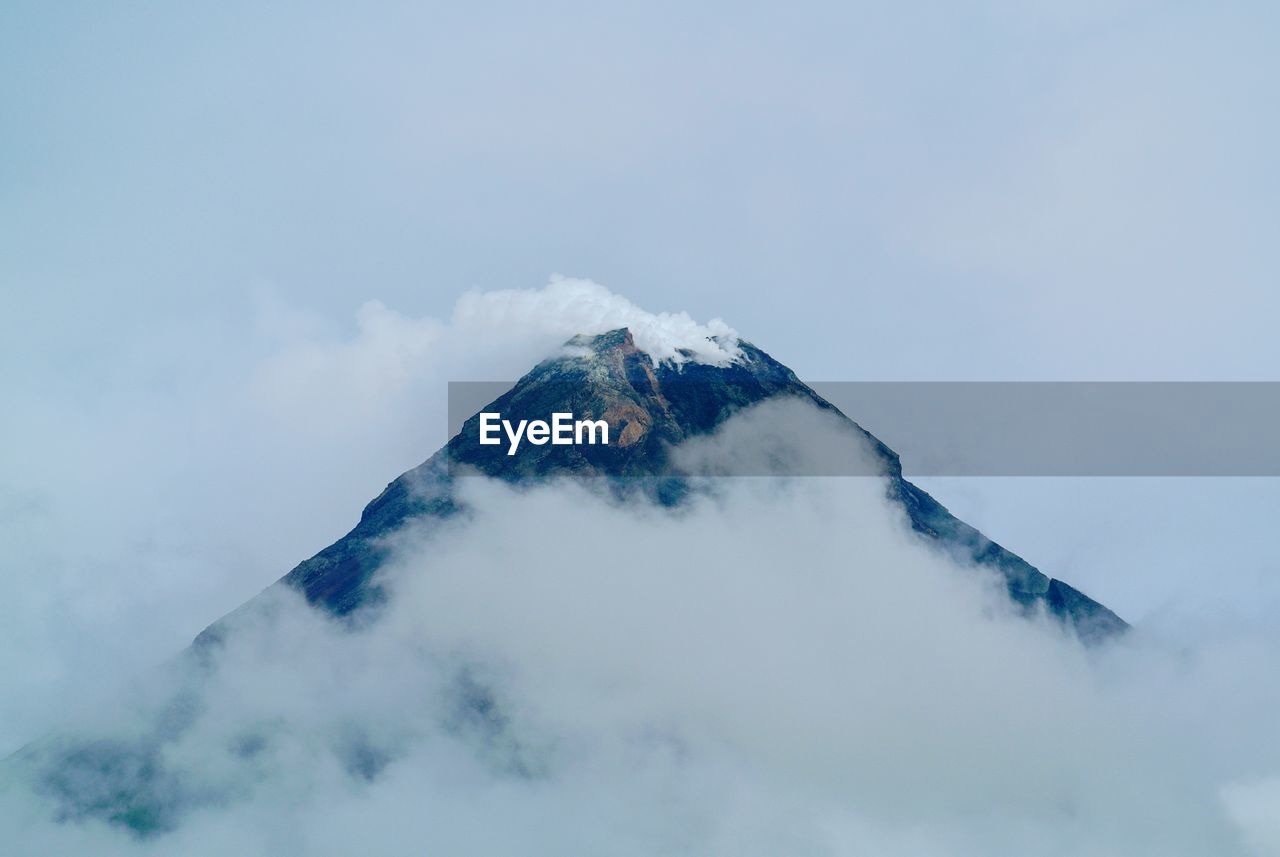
0 278 736 759
4 401 1280 856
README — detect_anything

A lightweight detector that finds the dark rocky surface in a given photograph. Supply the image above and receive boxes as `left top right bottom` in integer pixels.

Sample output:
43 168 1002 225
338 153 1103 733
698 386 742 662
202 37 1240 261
199 327 1126 647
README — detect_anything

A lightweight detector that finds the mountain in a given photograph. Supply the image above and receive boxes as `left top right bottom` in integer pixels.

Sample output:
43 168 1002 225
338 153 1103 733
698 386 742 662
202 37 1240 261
198 327 1126 648
15 326 1126 840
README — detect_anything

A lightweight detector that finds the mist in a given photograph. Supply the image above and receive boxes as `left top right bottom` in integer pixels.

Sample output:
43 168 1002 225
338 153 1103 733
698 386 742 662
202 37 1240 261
4 401 1280 855
0 278 732 756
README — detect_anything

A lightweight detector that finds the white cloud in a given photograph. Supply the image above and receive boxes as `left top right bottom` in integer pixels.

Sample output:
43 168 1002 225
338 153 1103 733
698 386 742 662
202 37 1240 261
5 402 1280 855
451 275 741 366
1223 779 1280 856
0 277 737 761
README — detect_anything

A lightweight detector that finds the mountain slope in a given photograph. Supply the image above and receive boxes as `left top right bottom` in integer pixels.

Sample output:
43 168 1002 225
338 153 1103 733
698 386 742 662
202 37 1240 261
198 328 1126 647
14 326 1127 840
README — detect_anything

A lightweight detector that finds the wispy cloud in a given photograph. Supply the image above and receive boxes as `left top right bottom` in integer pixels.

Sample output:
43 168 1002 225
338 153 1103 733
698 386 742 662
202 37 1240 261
6 405 1280 855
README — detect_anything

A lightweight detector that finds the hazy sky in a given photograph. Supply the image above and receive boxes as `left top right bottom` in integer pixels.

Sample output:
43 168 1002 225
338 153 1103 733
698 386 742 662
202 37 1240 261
5 1 1278 378
3 0 1279 763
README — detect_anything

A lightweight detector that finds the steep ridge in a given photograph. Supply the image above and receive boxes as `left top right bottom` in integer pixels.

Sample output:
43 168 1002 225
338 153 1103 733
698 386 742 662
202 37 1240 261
199 328 1126 646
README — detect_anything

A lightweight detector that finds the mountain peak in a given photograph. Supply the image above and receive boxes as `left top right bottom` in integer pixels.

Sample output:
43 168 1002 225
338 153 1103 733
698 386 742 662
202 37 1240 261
197 330 1126 647
443 330 834 483
565 326 637 353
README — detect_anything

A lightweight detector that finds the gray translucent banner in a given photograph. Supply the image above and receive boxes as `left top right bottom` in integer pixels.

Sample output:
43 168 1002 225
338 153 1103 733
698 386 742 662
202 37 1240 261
448 382 1280 476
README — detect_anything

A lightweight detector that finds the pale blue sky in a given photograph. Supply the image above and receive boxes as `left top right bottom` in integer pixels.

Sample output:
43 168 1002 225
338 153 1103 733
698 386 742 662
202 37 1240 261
2 1 1280 747
5 1 1277 381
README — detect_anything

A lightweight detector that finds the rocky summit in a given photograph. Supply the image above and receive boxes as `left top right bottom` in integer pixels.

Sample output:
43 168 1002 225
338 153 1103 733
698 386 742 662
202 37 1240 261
198 327 1127 647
